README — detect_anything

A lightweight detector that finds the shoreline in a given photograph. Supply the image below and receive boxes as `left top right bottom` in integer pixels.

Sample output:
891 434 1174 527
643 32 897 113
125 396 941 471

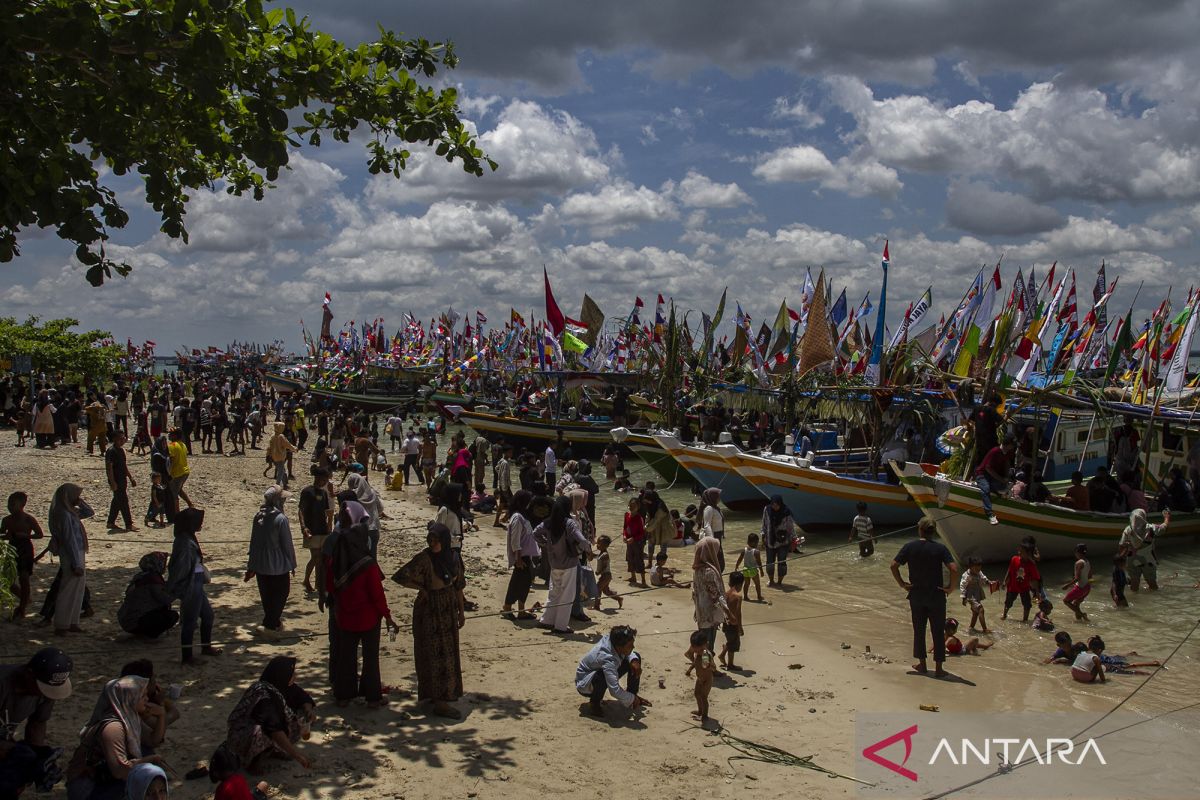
0 438 1194 798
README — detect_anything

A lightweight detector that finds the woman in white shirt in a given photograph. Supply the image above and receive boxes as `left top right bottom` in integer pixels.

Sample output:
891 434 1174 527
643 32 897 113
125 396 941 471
700 488 725 570
502 491 539 619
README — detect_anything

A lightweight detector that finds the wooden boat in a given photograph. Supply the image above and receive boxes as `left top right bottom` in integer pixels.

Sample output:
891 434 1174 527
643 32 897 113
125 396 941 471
458 409 615 457
263 370 307 394
307 386 417 413
651 433 765 511
610 428 694 487
892 461 1200 562
714 444 922 527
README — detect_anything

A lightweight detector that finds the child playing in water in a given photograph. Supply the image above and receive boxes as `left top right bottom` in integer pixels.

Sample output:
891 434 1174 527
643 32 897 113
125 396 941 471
719 572 745 671
733 533 764 601
849 501 875 557
1043 631 1076 664
623 496 647 586
1111 555 1129 607
941 618 993 656
1086 635 1161 674
591 535 624 611
1071 645 1105 683
650 551 689 588
1062 543 1093 622
1032 598 1055 631
1001 540 1040 622
684 629 715 723
958 556 997 633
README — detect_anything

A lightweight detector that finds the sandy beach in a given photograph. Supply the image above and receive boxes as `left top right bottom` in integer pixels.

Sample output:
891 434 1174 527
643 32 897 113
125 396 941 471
3 434 1198 800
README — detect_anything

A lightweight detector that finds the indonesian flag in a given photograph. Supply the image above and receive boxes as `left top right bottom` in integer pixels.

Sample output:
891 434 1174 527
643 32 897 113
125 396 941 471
565 316 589 337
1057 271 1078 329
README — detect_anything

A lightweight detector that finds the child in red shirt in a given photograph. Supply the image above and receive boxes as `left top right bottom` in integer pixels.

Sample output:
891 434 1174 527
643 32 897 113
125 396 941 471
1001 541 1041 621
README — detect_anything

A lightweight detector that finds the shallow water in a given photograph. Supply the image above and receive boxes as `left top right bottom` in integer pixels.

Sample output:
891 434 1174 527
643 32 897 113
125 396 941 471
443 420 1200 718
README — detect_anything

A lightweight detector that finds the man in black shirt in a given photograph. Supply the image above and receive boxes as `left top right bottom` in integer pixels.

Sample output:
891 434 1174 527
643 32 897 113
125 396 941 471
1087 466 1120 513
969 394 1003 470
0 648 73 795
299 467 335 594
891 518 957 677
105 431 137 531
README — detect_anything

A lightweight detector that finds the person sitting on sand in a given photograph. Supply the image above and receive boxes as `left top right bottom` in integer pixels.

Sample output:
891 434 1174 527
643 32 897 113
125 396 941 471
941 618 992 656
650 551 689 588
65 675 166 799
119 660 180 751
575 625 652 718
220 656 315 773
207 744 270 800
118 553 179 639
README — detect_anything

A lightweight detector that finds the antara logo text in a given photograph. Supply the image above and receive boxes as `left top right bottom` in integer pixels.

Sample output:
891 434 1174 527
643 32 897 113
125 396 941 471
862 725 1107 782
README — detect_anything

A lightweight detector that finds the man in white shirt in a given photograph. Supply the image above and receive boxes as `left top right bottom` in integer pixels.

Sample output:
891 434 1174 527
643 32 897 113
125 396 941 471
544 442 557 488
402 430 421 485
387 414 405 452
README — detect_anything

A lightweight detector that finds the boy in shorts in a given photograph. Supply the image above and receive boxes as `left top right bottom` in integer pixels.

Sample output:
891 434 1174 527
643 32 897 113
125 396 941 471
719 572 745 670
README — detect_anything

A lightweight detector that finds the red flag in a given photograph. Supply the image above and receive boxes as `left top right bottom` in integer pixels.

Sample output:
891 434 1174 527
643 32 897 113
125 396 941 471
544 267 565 336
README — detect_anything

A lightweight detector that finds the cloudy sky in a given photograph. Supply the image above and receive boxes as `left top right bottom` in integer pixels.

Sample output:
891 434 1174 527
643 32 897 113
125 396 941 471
6 1 1200 351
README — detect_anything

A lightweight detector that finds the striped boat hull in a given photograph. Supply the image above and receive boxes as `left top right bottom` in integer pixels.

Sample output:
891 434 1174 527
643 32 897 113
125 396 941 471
893 461 1200 563
651 434 765 511
714 445 922 527
458 411 614 457
622 431 694 487
308 387 414 413
263 372 307 394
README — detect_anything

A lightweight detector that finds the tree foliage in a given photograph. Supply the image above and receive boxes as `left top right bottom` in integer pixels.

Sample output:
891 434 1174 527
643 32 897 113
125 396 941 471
0 317 124 378
1 0 495 285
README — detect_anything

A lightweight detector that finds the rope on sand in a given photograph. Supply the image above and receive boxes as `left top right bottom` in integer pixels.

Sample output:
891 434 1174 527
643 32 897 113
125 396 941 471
703 725 874 786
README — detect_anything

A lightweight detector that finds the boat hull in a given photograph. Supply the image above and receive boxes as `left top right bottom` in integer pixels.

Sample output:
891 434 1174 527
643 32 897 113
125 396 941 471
458 411 614 457
622 431 694 487
893 461 1200 563
308 387 415 413
652 434 764 511
264 371 307 394
714 446 921 527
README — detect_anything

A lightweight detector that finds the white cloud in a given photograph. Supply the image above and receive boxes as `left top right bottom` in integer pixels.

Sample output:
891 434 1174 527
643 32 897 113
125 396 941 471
321 201 522 257
675 171 752 208
366 99 610 205
771 94 824 129
829 76 1200 203
752 145 902 198
558 180 678 233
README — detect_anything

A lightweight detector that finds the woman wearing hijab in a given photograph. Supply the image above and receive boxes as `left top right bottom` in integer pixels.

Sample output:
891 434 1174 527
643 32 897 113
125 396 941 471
761 494 796 587
699 487 727 570
166 508 221 663
118 553 179 638
244 486 296 635
326 513 397 708
392 522 466 718
533 495 591 634
1119 507 1169 592
501 491 540 619
32 391 57 449
641 490 673 564
691 537 729 655
345 473 383 552
222 657 315 771
569 488 598 620
65 675 163 799
124 763 168 799
49 483 93 635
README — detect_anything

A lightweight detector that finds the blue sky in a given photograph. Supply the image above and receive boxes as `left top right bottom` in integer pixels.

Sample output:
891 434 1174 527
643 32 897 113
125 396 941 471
5 1 1200 351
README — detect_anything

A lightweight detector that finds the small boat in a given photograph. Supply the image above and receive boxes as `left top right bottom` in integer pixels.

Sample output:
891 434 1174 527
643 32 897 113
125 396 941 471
892 461 1200 562
458 409 616 457
714 445 922 527
263 370 307 394
651 433 765 511
610 428 694 487
307 386 416 413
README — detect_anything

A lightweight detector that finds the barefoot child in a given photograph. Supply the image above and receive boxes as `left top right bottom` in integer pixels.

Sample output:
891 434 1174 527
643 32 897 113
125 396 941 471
849 501 875 556
684 630 715 723
1032 598 1055 631
733 533 764 601
1062 543 1092 622
1071 645 1106 683
1 491 43 620
1001 541 1039 622
942 618 992 656
145 472 167 527
650 551 689 588
623 497 647 586
1043 630 1076 664
1111 555 1129 607
1086 635 1161 673
592 536 624 611
958 556 997 632
719 572 745 670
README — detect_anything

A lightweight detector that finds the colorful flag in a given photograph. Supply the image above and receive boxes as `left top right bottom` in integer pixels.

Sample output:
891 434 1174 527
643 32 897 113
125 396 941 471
829 289 848 327
866 241 889 384
543 267 565 336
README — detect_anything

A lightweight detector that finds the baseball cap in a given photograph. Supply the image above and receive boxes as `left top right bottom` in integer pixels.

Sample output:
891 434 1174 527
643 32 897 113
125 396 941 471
28 648 73 700
263 485 291 504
